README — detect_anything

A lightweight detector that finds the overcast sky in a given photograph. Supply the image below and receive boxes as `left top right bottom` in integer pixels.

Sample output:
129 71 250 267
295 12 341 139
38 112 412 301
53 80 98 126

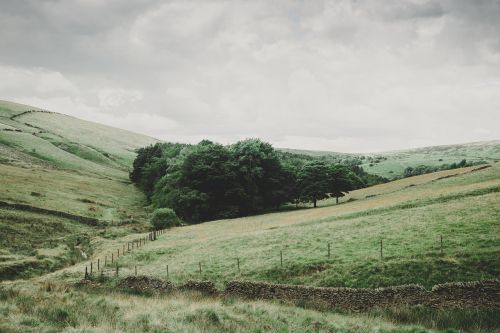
1 0 499 152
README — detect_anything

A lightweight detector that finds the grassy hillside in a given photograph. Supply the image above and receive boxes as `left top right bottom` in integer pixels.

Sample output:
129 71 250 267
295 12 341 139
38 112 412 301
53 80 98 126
1 99 499 332
50 163 500 290
21 161 498 332
283 141 500 179
0 100 157 279
0 100 157 220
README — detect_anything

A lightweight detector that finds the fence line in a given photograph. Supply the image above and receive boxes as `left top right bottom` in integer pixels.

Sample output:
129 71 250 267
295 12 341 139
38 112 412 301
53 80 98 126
85 233 448 280
84 229 165 279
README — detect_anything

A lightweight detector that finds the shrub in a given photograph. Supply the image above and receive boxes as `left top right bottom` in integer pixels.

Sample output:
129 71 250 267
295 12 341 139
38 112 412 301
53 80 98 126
150 208 181 230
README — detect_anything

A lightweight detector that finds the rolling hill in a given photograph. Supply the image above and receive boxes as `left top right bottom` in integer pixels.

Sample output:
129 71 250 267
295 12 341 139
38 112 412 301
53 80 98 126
1 100 499 332
0 100 158 221
0 100 157 279
282 140 500 179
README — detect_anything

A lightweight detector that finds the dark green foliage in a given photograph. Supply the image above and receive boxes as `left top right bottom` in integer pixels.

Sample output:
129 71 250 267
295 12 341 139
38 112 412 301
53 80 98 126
349 165 388 186
150 208 181 230
130 142 185 198
295 162 363 207
131 139 385 222
328 164 364 204
230 139 286 213
297 161 330 208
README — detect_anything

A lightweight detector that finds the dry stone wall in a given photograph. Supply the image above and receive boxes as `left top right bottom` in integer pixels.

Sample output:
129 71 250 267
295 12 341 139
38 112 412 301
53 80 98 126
224 280 500 310
115 276 500 310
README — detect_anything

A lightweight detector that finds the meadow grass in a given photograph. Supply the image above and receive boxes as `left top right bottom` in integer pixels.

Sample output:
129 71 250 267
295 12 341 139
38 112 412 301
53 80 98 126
2 280 499 333
0 164 149 221
3 281 492 333
19 110 158 167
50 163 500 290
0 204 150 280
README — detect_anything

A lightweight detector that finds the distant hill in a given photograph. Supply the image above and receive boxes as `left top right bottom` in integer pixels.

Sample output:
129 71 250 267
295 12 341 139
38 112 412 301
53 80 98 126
280 141 500 179
0 100 158 173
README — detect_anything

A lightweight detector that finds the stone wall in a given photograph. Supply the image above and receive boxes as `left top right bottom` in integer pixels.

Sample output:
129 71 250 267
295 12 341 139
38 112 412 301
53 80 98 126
0 200 102 226
115 276 500 310
224 280 500 310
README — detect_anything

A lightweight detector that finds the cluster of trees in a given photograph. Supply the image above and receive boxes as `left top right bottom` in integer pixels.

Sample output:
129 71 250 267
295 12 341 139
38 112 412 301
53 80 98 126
130 139 386 223
402 159 485 178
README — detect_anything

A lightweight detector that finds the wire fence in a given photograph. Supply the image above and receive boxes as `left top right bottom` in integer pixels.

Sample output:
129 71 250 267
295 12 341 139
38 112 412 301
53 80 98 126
83 231 450 280
83 228 166 279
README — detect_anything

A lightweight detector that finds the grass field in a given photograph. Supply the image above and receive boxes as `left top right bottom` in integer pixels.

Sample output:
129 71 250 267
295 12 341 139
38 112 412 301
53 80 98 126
47 163 500 292
1 100 500 332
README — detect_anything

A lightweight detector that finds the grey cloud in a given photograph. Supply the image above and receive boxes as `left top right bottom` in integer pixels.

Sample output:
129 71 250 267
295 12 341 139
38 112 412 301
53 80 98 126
0 0 499 152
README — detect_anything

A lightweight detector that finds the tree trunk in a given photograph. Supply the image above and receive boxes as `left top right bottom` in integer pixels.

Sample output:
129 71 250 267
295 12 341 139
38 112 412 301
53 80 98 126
313 199 317 208
336 195 339 204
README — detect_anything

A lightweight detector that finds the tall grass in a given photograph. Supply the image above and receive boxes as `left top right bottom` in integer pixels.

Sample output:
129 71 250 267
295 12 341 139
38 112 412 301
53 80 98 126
0 283 452 333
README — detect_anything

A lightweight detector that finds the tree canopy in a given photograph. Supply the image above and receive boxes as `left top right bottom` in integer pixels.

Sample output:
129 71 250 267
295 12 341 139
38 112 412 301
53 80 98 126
130 139 387 223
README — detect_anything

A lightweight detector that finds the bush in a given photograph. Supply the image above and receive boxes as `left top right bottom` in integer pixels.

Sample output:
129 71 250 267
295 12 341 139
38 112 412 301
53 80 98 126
150 208 181 230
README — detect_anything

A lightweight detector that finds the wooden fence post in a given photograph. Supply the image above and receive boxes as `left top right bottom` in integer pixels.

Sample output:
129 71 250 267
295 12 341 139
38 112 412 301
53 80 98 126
166 265 169 276
111 253 114 263
116 263 119 277
199 262 202 274
128 242 130 251
117 249 120 258
97 258 100 270
280 250 283 267
328 242 331 258
90 262 93 275
135 265 137 276
85 266 88 279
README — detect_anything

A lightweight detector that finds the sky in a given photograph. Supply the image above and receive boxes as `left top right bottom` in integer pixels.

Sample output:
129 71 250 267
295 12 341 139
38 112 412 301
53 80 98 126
0 0 499 153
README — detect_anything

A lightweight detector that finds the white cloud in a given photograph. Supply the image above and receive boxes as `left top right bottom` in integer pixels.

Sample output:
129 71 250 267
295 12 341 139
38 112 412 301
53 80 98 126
0 0 499 152
98 88 144 110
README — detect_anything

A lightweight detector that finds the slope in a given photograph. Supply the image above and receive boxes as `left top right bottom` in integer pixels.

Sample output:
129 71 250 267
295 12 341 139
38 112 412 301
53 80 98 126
0 100 157 279
50 162 500 289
